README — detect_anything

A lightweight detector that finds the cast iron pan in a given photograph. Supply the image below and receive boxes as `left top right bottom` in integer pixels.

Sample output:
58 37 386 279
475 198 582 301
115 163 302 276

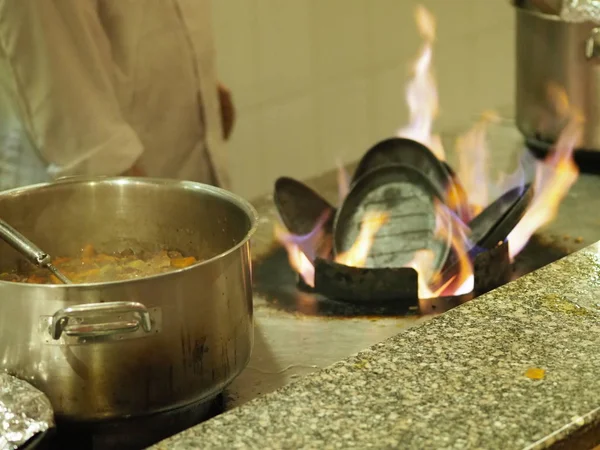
352 137 450 189
333 164 452 277
469 183 534 250
273 177 335 236
433 183 534 291
352 137 469 219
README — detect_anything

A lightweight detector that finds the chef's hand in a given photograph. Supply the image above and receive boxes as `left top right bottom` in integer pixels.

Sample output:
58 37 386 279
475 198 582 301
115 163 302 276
218 83 235 141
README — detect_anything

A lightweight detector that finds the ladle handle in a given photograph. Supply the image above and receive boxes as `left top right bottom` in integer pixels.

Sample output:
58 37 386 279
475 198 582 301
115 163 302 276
0 218 51 267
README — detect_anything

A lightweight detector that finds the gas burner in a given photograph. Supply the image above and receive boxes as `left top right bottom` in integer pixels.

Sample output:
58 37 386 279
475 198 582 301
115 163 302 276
45 394 226 450
253 235 571 318
270 137 536 315
297 242 511 309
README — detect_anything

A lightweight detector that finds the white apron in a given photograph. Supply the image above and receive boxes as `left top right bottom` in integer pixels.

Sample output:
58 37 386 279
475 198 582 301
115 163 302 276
0 0 230 190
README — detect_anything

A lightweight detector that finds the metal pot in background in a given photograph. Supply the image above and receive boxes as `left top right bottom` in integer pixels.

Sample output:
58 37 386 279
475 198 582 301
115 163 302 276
515 4 600 150
0 177 258 423
517 0 563 15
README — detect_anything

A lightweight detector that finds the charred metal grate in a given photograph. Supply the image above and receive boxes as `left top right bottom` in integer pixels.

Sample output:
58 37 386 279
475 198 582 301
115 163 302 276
274 137 532 313
297 241 511 310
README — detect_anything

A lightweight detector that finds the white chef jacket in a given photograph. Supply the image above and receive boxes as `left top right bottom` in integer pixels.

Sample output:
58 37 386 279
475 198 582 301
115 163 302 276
0 0 230 191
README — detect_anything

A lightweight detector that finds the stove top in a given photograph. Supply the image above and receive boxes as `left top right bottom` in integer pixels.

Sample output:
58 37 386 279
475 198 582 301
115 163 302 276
25 118 600 449
37 393 227 450
39 394 226 450
271 131 538 310
226 117 600 411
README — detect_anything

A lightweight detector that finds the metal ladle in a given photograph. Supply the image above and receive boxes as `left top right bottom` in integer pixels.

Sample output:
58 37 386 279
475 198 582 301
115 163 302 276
0 219 72 284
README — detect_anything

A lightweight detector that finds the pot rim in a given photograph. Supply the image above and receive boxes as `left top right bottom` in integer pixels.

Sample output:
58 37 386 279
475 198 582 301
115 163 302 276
514 0 599 24
0 176 259 289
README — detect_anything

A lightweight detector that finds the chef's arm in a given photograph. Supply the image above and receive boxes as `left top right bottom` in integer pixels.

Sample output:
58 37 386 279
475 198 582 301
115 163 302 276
0 0 143 178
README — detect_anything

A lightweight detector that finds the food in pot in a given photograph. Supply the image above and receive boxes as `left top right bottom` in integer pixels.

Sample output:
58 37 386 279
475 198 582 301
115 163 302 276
0 244 198 284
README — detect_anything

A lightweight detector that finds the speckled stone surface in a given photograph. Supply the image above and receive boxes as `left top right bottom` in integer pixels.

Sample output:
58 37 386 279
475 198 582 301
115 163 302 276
151 242 600 449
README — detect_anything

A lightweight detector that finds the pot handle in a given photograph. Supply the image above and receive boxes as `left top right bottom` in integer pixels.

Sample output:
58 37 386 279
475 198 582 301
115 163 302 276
48 301 153 340
585 28 600 60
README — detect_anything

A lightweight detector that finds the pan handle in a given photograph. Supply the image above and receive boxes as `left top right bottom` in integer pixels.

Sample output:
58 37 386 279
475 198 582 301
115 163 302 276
48 301 153 340
585 28 600 61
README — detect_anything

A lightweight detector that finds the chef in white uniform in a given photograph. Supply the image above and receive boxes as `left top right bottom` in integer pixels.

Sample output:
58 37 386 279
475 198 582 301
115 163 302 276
0 0 233 191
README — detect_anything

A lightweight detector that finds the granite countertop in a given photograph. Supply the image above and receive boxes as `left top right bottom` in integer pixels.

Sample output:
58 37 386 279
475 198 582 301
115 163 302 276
152 237 600 448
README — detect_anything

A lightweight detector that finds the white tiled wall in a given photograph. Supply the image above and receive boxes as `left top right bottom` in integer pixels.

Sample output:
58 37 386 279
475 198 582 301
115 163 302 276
212 0 515 199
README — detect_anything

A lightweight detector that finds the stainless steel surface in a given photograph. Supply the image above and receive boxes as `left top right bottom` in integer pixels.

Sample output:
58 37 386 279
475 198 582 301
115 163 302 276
0 373 54 450
44 264 71 284
515 5 600 149
0 218 71 284
47 301 154 340
226 118 600 410
0 177 257 422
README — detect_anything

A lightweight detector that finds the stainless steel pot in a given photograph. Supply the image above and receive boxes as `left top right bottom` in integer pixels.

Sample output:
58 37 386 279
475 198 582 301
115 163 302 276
0 177 258 422
515 5 600 148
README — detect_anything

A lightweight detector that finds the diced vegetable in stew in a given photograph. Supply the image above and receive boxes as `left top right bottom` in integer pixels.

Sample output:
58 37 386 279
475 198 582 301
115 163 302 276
0 245 198 284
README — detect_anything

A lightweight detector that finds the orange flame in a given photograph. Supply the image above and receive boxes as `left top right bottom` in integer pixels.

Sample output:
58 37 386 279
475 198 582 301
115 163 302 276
537 81 573 137
275 211 388 287
455 111 500 216
404 202 474 299
404 249 437 299
507 114 582 259
335 212 389 267
397 5 444 161
435 202 474 297
274 223 316 287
